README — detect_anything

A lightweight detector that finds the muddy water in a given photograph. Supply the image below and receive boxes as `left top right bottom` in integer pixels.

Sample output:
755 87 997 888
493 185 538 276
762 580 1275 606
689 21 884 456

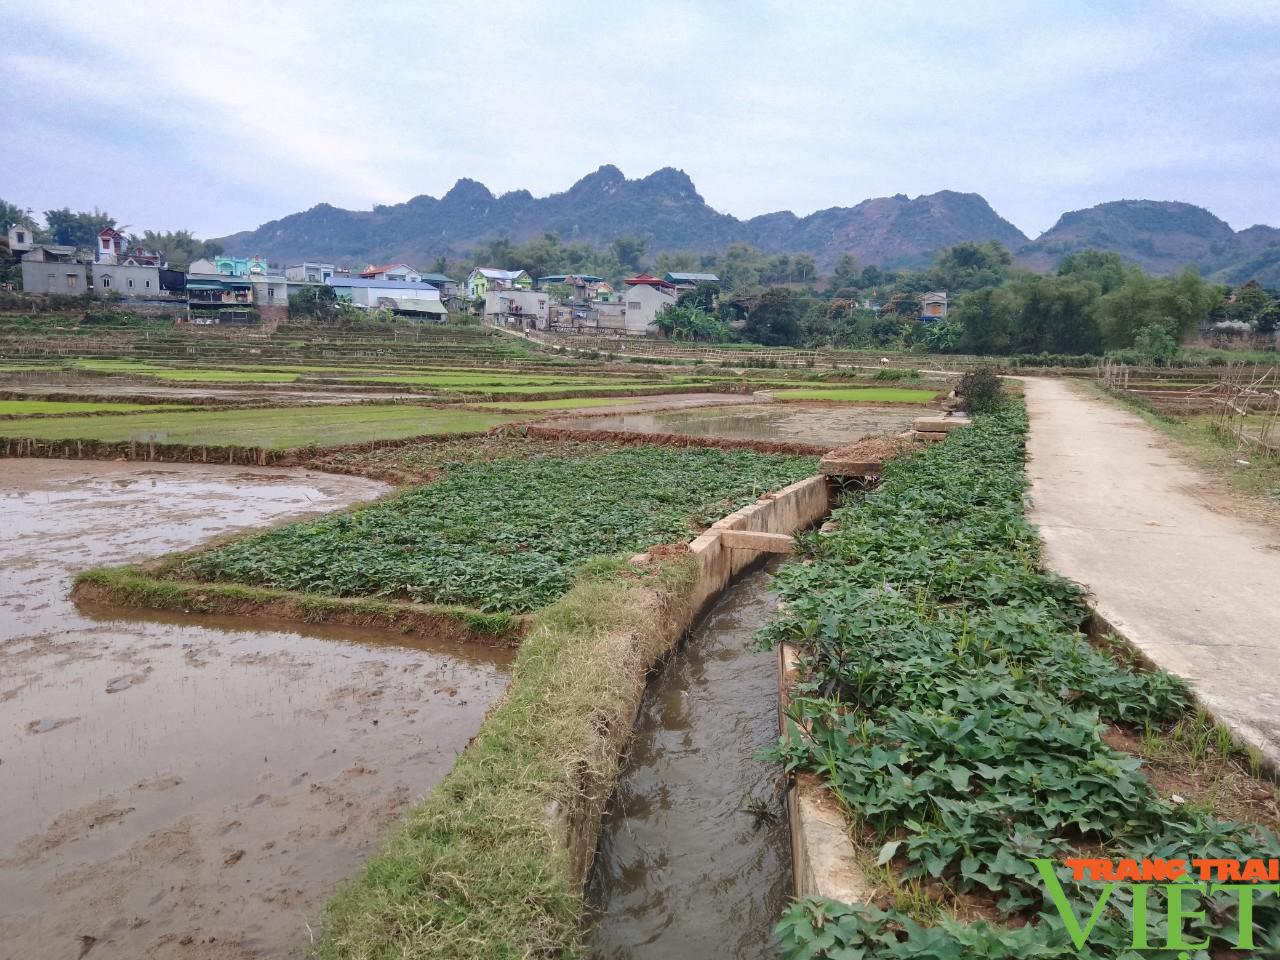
0 459 513 959
588 565 790 960
554 403 918 447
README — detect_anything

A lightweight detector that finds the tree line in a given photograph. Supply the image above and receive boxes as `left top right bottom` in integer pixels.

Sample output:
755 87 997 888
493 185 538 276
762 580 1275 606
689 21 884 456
0 199 224 270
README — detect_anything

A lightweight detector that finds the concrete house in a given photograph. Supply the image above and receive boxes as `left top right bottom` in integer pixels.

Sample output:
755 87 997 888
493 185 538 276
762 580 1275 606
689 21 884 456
621 274 678 335
484 288 549 330
419 273 461 298
7 224 34 257
327 277 448 320
663 271 720 292
918 291 948 320
467 267 532 299
93 261 161 296
21 245 88 295
360 262 421 283
285 262 335 283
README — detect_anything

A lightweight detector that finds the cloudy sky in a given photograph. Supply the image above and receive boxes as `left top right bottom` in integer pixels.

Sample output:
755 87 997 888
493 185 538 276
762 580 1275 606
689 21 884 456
4 1 1278 241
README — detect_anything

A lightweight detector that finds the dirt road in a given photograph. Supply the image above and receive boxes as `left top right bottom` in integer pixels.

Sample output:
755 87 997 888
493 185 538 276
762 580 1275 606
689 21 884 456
1023 379 1280 768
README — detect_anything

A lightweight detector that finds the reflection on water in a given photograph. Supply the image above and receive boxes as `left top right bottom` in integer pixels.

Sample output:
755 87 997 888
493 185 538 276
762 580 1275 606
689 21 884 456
556 403 918 447
588 565 789 960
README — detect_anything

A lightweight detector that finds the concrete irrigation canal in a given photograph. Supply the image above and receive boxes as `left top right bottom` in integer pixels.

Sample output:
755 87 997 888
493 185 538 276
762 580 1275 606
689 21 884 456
0 460 513 957
588 564 791 959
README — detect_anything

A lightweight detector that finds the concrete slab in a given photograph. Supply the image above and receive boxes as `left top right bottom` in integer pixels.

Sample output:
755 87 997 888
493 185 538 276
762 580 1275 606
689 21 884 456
1022 378 1280 769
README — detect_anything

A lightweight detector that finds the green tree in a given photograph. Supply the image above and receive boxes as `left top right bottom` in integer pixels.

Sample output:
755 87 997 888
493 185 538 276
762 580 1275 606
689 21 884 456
1058 249 1126 294
611 235 647 273
44 207 115 248
742 287 801 346
927 241 1013 293
0 199 36 234
654 304 728 341
955 286 1021 354
1133 321 1179 363
131 229 223 270
1012 274 1103 354
1096 268 1219 348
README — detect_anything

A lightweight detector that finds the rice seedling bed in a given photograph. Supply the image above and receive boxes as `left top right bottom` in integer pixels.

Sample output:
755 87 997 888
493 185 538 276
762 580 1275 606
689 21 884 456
0 404 514 449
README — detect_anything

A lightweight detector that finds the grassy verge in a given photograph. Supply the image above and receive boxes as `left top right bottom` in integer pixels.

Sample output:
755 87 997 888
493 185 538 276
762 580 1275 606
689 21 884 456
73 565 520 642
768 404 1280 958
316 554 699 960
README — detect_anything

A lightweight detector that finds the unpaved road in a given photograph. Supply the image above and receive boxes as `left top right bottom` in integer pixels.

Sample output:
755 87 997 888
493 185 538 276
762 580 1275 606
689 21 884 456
0 460 513 959
1023 379 1280 768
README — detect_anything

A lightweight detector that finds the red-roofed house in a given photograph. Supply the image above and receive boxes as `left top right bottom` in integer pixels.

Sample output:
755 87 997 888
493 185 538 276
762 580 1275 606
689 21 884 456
360 262 422 283
623 273 676 291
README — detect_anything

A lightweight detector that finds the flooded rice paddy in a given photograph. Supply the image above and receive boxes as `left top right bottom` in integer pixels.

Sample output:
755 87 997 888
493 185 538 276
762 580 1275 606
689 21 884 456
0 460 513 959
553 402 919 447
588 565 790 959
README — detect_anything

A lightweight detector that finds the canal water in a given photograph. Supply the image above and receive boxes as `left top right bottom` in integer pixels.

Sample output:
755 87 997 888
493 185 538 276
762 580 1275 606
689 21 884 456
0 459 513 959
588 564 790 960
554 403 919 448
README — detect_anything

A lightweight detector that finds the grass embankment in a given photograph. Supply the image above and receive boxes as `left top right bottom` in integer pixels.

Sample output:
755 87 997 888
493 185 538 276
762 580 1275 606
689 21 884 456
0 404 514 448
176 447 818 612
769 405 1280 958
0 399 187 416
769 386 940 404
317 555 698 960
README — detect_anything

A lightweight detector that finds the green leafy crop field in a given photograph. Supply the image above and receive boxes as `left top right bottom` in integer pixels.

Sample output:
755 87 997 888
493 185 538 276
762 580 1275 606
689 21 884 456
176 446 817 612
0 404 514 448
769 406 1280 958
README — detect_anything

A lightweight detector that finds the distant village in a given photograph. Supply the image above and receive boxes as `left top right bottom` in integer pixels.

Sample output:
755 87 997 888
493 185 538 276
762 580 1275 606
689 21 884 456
5 222 952 336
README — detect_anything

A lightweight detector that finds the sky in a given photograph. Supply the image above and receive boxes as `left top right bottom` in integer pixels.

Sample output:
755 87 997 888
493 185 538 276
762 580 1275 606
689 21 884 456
4 0 1279 242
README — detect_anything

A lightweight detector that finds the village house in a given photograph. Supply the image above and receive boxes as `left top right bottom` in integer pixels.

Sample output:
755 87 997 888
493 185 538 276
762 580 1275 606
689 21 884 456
7 223 34 257
360 262 421 283
537 274 615 303
621 273 678 335
918 291 948 320
20 245 89 295
419 272 462 299
484 288 549 330
466 267 532 299
185 270 254 323
285 261 335 283
327 276 448 321
91 228 164 296
663 271 720 293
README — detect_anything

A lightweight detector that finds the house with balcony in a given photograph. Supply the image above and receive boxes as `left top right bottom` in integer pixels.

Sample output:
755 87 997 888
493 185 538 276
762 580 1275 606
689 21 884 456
185 271 255 323
466 267 532 299
285 261 335 283
483 288 549 330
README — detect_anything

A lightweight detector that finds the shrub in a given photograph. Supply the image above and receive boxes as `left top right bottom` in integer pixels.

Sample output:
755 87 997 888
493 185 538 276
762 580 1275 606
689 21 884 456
955 364 1003 413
